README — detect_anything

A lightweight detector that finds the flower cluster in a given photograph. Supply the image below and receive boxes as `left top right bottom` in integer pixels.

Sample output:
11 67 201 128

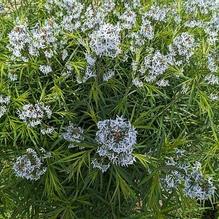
129 17 154 52
204 74 219 85
205 14 219 45
184 162 215 200
162 150 216 200
133 49 169 86
6 0 218 90
143 50 169 83
103 69 115 82
62 123 84 148
0 95 10 118
17 103 52 127
132 78 143 87
207 51 219 73
80 6 103 31
7 19 59 63
144 4 169 22
1 0 219 217
168 32 197 64
119 9 136 29
78 53 96 83
122 0 141 9
91 159 110 173
209 93 219 101
8 73 18 81
184 12 219 46
39 65 53 75
41 126 55 135
13 148 47 181
93 116 137 172
89 23 121 58
139 18 154 40
7 20 29 61
184 0 218 15
46 0 84 32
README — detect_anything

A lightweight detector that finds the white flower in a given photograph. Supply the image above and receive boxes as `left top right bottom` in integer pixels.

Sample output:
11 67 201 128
89 23 121 57
40 147 52 159
123 0 141 9
39 65 52 75
81 6 105 31
102 0 115 13
204 74 219 85
144 4 169 22
8 19 60 61
44 50 54 58
85 53 96 66
0 106 7 118
81 66 96 83
92 159 110 173
129 32 145 52
103 70 115 81
0 95 10 118
17 103 52 127
184 20 204 28
0 95 10 105
138 50 169 84
46 0 84 31
62 123 84 148
119 9 136 29
96 116 137 153
7 20 30 59
209 93 219 101
41 126 55 135
62 49 68 61
132 78 143 87
184 0 219 14
8 73 18 81
13 148 47 181
150 51 168 76
161 151 216 200
184 176 216 200
204 14 219 45
171 32 196 59
139 18 154 40
156 79 169 87
175 149 186 158
163 174 180 193
207 53 218 73
94 116 137 169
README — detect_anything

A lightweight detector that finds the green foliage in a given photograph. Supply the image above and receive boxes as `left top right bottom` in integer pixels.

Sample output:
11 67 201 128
0 0 219 218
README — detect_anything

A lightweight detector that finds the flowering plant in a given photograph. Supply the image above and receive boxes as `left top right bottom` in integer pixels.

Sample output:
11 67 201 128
0 0 219 218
